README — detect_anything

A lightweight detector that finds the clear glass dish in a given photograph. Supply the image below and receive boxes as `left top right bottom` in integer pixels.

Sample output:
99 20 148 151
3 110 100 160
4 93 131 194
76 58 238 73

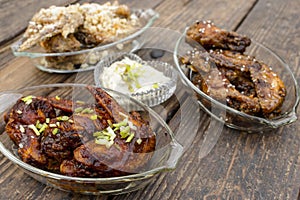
11 9 159 74
174 30 299 132
94 52 178 107
0 83 183 195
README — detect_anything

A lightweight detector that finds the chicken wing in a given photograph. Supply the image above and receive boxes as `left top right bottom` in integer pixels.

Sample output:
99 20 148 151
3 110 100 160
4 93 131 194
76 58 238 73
4 86 156 178
182 48 286 117
186 20 251 53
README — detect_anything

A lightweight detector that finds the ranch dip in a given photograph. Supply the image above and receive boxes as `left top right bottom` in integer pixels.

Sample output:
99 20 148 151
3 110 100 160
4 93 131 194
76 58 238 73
100 57 170 94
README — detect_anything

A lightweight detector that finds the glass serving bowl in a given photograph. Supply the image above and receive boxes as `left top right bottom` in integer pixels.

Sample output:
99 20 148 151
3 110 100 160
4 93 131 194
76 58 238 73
174 30 299 132
11 9 159 74
0 83 183 195
94 52 178 107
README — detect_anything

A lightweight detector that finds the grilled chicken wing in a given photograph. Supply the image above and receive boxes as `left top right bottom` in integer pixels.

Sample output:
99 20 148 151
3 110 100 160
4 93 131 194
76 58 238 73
182 20 286 118
4 97 56 168
209 50 286 115
4 86 156 177
182 49 286 117
60 87 156 177
186 20 251 53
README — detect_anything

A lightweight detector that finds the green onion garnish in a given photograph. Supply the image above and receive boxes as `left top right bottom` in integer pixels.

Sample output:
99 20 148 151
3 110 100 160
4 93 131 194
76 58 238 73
90 114 98 120
21 95 34 105
52 128 59 135
126 133 135 143
28 124 40 136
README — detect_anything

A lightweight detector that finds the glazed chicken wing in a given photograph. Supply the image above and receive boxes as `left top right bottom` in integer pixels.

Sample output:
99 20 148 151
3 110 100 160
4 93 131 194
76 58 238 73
209 50 286 115
186 20 251 53
60 87 156 177
4 86 156 178
182 48 286 117
4 97 56 168
182 20 286 118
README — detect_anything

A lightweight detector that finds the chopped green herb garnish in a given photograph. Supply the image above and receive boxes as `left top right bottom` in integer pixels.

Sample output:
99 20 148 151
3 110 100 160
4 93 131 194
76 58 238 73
136 138 142 145
93 127 116 148
95 138 114 148
113 120 127 129
46 118 50 124
49 123 57 128
52 128 59 135
107 119 113 127
126 133 135 143
39 123 48 133
152 83 159 89
21 95 34 105
93 131 102 137
57 116 69 121
82 108 94 114
90 114 98 120
120 126 130 138
28 124 40 136
35 120 42 129
74 107 83 113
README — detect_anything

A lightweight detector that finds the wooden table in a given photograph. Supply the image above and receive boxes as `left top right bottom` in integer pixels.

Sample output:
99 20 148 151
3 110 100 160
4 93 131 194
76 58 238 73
0 0 299 199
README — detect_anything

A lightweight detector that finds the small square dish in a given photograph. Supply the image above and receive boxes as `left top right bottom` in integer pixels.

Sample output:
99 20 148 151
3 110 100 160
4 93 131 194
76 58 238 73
94 52 178 107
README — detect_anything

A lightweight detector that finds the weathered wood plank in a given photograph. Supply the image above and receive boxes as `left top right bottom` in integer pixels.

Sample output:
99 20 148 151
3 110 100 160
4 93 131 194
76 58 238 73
0 0 299 199
0 0 78 46
201 0 300 199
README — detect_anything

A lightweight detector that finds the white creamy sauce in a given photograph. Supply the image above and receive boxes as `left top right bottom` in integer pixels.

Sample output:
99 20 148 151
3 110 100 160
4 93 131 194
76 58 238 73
100 57 170 94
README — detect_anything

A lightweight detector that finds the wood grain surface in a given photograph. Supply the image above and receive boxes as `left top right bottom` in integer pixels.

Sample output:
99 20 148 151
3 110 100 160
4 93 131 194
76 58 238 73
0 0 299 199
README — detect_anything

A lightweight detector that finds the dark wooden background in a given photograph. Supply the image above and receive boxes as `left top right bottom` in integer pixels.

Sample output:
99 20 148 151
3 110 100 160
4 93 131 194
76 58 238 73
0 0 299 199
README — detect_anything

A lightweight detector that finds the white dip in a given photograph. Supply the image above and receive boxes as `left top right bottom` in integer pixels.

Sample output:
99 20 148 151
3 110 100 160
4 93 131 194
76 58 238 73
100 57 170 94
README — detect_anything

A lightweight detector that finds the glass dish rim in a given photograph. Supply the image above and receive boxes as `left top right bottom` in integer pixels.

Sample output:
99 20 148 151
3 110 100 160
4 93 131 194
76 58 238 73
173 28 300 129
0 83 183 183
10 8 159 58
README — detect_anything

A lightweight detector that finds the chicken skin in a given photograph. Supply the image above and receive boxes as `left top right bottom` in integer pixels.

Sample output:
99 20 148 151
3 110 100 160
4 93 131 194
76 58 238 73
4 86 156 177
181 21 286 118
186 20 251 53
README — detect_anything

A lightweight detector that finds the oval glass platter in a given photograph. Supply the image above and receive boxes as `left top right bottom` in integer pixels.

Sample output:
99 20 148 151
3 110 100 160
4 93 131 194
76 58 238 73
11 8 159 74
174 29 299 132
0 83 183 195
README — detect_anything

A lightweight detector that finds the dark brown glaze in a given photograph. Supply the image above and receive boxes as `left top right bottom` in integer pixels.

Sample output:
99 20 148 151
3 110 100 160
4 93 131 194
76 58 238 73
182 48 286 117
210 50 286 115
4 97 56 169
192 67 261 115
186 20 251 53
4 86 156 178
